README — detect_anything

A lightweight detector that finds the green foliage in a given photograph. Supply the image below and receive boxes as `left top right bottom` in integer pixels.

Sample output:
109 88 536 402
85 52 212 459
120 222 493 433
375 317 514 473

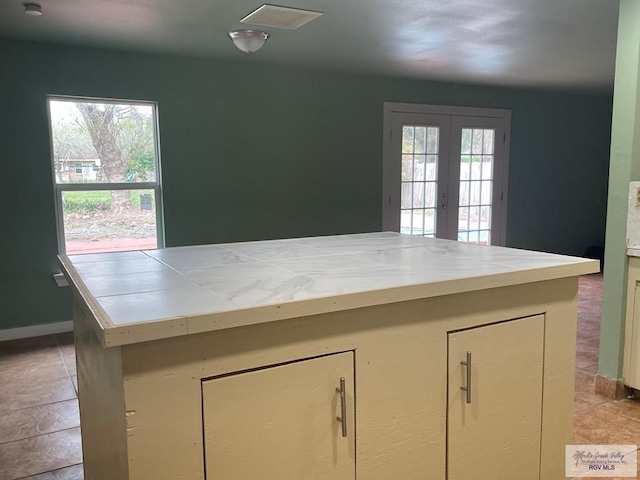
127 151 155 181
116 108 156 182
63 191 111 213
62 190 155 213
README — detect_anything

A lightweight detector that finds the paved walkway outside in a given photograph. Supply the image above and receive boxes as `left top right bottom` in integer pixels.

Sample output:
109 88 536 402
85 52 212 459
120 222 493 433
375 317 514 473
66 237 156 255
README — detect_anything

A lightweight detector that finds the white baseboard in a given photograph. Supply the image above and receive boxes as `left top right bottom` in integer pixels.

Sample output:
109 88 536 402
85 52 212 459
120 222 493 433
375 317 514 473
0 321 73 342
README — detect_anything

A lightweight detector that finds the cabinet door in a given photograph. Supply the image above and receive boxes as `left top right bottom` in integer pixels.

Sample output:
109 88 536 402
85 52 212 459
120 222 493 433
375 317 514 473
625 286 640 389
447 315 544 480
202 352 355 480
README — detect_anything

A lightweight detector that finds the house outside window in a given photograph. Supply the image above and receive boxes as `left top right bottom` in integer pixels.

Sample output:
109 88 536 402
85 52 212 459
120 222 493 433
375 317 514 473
48 96 164 255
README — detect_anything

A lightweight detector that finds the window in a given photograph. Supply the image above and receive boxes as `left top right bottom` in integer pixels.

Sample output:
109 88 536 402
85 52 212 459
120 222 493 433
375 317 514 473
48 96 163 255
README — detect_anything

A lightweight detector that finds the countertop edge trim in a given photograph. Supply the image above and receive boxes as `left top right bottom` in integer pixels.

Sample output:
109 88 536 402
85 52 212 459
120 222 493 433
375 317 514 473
97 260 598 347
58 255 113 348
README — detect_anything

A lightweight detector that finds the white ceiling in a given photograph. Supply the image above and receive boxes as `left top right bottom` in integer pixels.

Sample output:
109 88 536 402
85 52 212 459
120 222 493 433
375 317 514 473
0 0 620 90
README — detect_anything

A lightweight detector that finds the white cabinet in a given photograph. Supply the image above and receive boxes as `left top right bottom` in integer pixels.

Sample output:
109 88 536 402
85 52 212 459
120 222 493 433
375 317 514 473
73 276 579 480
202 352 355 480
448 315 545 480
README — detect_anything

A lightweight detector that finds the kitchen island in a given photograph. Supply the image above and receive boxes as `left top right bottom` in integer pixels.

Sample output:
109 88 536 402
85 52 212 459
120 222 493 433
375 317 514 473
59 232 598 480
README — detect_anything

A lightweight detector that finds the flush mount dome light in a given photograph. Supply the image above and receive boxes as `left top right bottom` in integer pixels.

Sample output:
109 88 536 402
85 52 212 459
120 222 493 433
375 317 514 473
228 29 270 53
23 2 43 16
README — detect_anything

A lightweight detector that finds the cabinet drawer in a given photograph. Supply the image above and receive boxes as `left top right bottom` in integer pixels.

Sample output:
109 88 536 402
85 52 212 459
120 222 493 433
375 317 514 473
202 352 355 480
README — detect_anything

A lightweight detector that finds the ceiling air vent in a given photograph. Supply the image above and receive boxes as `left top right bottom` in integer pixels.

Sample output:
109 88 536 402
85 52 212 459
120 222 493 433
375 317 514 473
240 4 323 30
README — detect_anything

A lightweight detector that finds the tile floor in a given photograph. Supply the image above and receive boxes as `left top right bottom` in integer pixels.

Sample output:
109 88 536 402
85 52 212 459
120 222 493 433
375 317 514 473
0 333 82 479
0 273 638 479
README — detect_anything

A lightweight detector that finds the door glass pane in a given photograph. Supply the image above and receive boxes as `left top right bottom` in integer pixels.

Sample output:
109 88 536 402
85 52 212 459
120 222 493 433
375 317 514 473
414 127 426 154
426 155 438 181
401 125 439 237
427 127 439 154
481 181 492 204
402 127 414 153
470 181 481 205
460 155 471 180
425 182 437 208
424 209 436 237
481 155 493 180
459 181 470 206
401 183 412 209
461 129 472 154
401 210 412 233
402 155 413 181
413 155 425 182
413 209 424 232
483 130 494 153
413 183 425 208
458 128 495 245
472 129 483 154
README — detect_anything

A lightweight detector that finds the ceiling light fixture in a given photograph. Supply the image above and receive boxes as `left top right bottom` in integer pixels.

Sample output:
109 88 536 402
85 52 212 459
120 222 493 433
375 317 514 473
23 2 43 16
228 29 270 53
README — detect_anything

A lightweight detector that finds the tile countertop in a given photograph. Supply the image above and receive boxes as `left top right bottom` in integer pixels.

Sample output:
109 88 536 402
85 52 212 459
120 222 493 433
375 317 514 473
58 232 599 348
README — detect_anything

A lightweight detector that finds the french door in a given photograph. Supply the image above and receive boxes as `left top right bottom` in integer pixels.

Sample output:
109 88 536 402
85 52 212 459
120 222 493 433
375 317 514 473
382 103 510 246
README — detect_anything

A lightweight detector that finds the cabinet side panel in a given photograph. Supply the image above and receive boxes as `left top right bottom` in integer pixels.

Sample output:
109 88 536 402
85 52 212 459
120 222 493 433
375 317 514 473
74 298 128 480
539 278 578 480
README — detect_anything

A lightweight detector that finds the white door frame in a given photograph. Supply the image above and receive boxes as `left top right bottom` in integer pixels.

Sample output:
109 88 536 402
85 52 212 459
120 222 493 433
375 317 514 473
382 102 512 246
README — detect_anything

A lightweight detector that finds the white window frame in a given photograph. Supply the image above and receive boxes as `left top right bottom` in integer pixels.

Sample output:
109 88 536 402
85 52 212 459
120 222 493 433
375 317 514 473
382 102 511 246
47 95 165 254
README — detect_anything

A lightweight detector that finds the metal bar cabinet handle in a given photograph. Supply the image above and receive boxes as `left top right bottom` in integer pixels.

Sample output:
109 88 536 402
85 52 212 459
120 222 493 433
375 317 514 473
460 351 472 404
336 377 347 437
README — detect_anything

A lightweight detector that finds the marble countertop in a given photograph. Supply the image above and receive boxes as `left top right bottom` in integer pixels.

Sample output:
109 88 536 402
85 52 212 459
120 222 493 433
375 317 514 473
628 248 640 257
59 232 599 347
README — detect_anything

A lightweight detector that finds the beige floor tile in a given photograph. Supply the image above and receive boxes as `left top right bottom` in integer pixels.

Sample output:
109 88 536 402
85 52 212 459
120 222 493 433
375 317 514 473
0 376 76 412
62 354 77 376
0 399 79 444
0 349 68 383
575 398 594 414
600 399 640 422
574 406 640 445
575 370 610 406
20 464 84 480
0 428 82 480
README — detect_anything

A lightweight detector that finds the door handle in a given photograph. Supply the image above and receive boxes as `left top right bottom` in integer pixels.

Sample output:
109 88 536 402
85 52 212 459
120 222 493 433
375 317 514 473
460 351 472 404
336 377 347 437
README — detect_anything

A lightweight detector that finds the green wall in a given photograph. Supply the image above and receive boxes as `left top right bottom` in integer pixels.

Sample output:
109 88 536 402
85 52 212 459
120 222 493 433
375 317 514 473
0 37 613 331
599 0 640 380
